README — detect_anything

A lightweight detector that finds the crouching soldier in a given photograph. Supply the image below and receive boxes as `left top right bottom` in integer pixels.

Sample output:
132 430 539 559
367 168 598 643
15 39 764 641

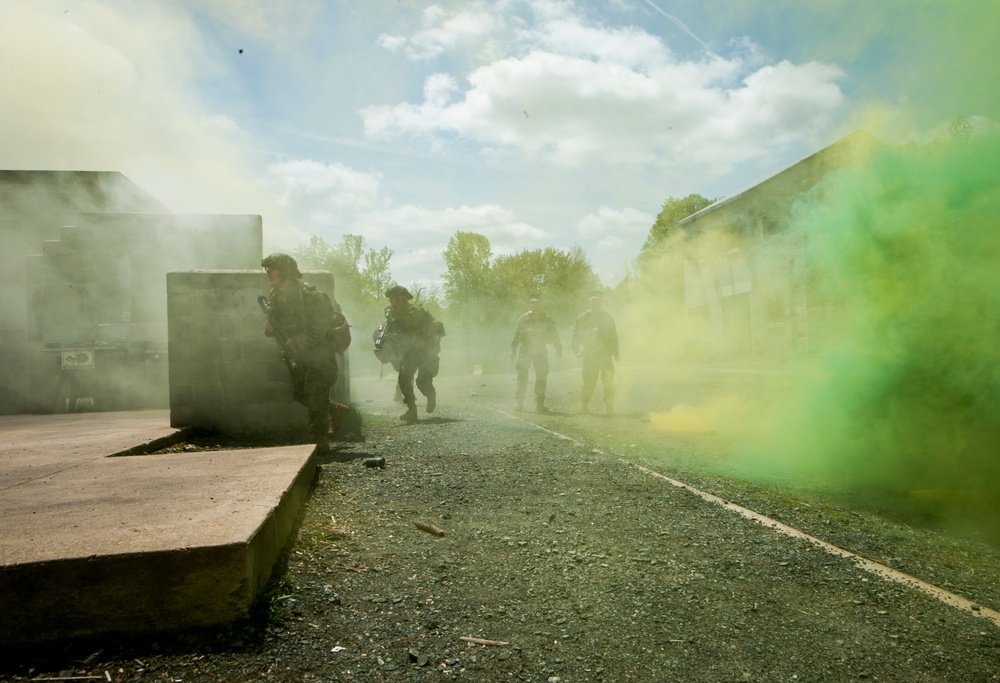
262 253 340 453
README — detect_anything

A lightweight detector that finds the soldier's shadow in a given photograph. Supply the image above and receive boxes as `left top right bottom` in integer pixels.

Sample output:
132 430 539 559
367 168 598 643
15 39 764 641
316 445 375 464
515 408 569 417
395 416 464 427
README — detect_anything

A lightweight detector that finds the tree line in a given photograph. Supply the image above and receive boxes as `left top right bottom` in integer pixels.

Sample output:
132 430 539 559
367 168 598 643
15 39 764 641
289 194 715 373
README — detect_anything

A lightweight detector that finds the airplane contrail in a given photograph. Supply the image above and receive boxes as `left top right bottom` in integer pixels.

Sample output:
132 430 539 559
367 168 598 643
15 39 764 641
640 0 719 57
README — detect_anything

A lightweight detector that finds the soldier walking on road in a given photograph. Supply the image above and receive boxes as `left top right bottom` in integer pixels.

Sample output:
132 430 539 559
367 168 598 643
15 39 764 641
261 253 341 453
571 290 619 415
384 285 445 423
510 295 562 413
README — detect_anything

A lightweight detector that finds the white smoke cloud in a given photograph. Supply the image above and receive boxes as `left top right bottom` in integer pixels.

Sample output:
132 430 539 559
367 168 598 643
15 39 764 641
0 0 307 246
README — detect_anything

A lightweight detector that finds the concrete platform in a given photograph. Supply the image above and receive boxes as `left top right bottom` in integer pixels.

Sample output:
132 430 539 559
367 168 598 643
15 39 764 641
0 410 316 646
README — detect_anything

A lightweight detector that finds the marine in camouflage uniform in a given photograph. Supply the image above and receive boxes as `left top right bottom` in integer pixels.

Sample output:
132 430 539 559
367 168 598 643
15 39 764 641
384 285 445 423
571 290 619 415
510 295 562 412
262 253 339 452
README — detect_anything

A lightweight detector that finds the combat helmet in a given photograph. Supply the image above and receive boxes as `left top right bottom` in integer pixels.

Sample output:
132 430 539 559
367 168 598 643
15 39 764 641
261 253 303 279
385 285 413 300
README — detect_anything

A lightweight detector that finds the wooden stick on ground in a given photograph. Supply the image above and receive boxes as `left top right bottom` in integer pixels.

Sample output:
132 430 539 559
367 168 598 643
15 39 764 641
460 636 510 646
413 520 446 537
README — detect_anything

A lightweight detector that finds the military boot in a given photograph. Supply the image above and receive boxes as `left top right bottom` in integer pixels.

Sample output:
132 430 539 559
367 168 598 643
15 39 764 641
312 433 330 455
329 402 350 434
426 387 437 413
400 402 418 423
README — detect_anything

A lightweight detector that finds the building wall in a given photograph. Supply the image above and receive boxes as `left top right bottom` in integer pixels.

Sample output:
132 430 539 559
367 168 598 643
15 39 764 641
17 213 264 413
167 271 350 435
0 171 169 414
677 131 880 361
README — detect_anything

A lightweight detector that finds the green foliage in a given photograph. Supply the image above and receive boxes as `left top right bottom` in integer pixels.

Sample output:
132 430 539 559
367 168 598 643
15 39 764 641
948 115 972 144
491 245 599 320
438 231 599 372
637 194 715 265
442 232 492 315
293 234 394 305
292 234 395 343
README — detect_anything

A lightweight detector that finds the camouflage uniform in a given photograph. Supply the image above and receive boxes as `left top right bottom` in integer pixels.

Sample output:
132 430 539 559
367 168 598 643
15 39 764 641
511 308 562 411
571 304 618 414
263 254 338 447
385 286 445 420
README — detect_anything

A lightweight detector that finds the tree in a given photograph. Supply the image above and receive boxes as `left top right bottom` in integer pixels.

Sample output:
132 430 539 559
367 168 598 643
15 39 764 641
948 115 973 144
361 246 394 301
293 234 395 346
637 194 715 265
490 245 600 322
293 234 393 304
442 231 493 318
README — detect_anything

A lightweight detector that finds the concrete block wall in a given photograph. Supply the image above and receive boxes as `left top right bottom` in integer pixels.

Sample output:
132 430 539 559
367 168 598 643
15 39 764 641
167 270 350 434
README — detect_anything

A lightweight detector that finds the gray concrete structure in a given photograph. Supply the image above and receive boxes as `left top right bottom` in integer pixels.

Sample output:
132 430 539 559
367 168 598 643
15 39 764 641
677 131 882 360
1 171 168 414
1 170 264 415
167 270 350 434
0 410 315 646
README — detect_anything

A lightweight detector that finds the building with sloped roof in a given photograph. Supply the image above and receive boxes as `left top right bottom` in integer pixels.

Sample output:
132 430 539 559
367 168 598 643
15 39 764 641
677 131 881 360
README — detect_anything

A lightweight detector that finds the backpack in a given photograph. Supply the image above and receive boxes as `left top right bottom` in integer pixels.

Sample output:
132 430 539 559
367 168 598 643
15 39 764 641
304 283 352 354
328 308 352 354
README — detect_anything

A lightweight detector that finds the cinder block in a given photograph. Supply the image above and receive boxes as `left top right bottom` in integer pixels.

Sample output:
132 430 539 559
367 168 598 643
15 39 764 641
265 360 292 382
171 406 194 427
266 402 307 428
187 362 221 386
166 270 347 434
242 381 284 404
244 338 278 362
169 384 192 408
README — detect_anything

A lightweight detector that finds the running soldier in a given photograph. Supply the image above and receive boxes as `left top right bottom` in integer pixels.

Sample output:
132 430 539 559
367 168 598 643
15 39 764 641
384 285 445 423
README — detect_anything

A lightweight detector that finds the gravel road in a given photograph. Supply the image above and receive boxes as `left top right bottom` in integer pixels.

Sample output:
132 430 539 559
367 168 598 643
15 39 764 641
4 367 1000 682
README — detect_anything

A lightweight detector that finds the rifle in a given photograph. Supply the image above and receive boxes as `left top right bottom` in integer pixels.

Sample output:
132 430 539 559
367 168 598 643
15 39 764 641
373 308 391 352
258 295 300 373
372 307 404 370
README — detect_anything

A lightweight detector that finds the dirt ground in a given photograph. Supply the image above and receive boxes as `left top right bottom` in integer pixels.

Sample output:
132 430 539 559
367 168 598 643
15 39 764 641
4 366 1000 682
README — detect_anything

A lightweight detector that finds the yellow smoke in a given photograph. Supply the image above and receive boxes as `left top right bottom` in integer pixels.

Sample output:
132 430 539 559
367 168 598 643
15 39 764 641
649 394 753 435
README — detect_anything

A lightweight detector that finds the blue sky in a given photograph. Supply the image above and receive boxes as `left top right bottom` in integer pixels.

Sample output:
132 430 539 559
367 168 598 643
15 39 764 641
2 0 996 287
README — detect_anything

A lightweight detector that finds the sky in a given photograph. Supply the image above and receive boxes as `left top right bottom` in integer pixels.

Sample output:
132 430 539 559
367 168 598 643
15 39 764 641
2 0 997 288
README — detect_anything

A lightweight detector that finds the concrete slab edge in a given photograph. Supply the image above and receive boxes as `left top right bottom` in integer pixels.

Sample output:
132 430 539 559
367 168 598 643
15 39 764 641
0 451 319 646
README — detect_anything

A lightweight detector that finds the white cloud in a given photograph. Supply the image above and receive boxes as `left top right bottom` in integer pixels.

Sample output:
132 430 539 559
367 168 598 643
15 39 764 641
377 4 502 61
525 16 671 70
577 206 654 282
364 3 844 172
266 160 382 214
577 206 653 239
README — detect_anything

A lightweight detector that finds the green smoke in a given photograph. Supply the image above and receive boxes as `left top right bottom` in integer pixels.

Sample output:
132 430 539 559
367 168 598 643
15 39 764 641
744 133 1000 529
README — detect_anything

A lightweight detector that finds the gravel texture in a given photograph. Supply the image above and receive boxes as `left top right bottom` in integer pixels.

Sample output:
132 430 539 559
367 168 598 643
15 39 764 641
4 368 1000 682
